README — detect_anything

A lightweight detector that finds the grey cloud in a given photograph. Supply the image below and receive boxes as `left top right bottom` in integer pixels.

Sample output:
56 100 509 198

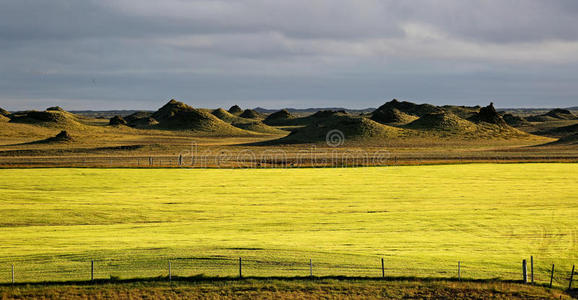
0 0 577 110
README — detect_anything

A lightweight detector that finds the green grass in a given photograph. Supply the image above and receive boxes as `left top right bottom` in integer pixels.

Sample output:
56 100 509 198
1 278 573 299
0 164 576 286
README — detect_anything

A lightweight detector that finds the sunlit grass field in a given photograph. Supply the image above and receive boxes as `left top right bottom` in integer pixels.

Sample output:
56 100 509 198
0 164 576 287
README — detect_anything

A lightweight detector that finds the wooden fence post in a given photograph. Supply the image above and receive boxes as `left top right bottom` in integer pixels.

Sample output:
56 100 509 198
11 264 14 284
530 256 534 284
91 260 94 282
522 259 527 284
458 261 461 281
549 264 555 288
309 259 313 277
239 257 242 278
381 258 385 278
569 265 575 290
168 260 172 282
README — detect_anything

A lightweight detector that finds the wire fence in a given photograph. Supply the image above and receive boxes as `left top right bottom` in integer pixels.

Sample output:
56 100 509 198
2 255 575 289
0 154 575 169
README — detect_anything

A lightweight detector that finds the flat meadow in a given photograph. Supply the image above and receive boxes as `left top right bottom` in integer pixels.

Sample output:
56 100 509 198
0 164 576 287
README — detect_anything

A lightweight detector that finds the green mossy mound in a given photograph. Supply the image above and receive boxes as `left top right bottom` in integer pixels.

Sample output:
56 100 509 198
407 111 476 132
46 106 65 112
527 109 577 122
9 110 83 129
371 107 418 125
232 120 288 135
375 99 442 117
228 105 243 115
109 115 128 126
239 109 262 119
263 109 295 125
151 100 252 135
274 114 403 144
502 113 530 127
212 108 244 123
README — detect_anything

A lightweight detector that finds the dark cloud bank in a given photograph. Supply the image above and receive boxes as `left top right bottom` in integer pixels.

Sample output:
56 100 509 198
1 0 577 110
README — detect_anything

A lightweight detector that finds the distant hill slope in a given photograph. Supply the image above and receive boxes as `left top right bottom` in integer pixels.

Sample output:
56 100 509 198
501 113 530 127
0 107 11 117
544 133 578 146
527 109 577 122
539 123 578 137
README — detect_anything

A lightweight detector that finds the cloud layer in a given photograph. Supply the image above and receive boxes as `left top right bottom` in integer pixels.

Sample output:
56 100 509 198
1 0 577 110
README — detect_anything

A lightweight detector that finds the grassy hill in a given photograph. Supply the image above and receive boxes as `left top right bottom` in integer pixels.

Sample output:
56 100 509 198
9 109 86 130
273 112 404 144
263 109 295 125
151 100 257 136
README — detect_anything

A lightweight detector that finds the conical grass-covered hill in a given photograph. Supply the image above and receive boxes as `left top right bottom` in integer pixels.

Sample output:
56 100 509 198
151 100 255 136
211 108 287 135
374 99 442 117
263 109 295 125
404 103 531 139
0 107 10 117
239 109 263 119
228 105 243 115
9 108 85 129
527 109 577 122
211 108 244 123
232 120 288 135
272 113 404 144
371 107 418 125
406 111 477 132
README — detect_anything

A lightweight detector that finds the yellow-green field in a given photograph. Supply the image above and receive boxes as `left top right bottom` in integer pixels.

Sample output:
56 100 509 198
0 164 576 287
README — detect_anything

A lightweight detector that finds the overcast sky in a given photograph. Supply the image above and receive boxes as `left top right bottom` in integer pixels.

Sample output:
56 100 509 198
1 0 578 111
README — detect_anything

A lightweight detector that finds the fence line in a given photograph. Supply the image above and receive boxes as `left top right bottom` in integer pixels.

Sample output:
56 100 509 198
3 255 575 290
